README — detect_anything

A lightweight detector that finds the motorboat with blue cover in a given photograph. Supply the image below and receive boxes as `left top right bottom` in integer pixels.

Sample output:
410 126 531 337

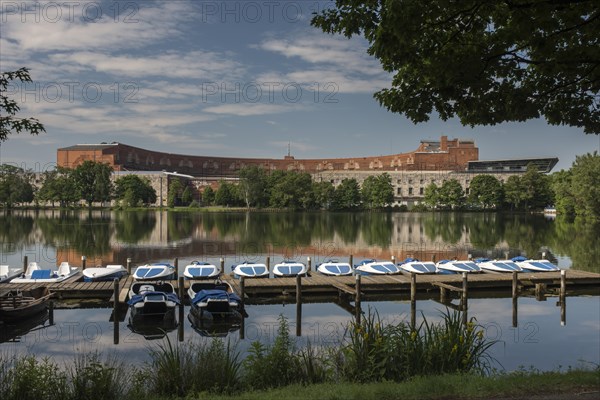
399 258 438 274
476 258 523 273
232 261 269 278
188 280 244 321
511 256 560 272
132 262 176 281
0 265 23 283
435 259 481 274
83 264 127 282
316 259 353 276
127 282 180 318
183 261 220 279
11 262 79 283
355 259 401 275
272 260 307 277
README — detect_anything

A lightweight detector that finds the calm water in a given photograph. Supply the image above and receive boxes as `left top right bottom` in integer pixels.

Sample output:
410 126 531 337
1 210 599 371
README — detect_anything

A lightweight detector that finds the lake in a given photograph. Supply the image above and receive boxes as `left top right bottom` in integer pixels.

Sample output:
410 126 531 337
1 210 599 372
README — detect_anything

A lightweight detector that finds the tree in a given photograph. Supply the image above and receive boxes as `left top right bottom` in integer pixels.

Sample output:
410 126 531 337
468 174 504 209
504 175 523 210
36 167 78 207
361 173 394 209
71 161 113 208
239 165 268 208
214 180 234 206
438 179 465 209
167 178 183 208
202 186 215 206
114 174 157 207
551 170 575 216
1 68 46 142
423 182 439 209
332 178 361 210
0 165 34 207
312 1 600 134
312 180 335 210
570 152 600 220
520 164 553 210
181 186 194 206
270 171 314 210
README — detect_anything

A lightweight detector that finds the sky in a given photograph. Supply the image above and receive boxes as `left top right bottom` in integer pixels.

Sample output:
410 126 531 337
1 0 598 173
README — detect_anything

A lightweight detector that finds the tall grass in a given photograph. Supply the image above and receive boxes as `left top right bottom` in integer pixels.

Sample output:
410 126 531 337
68 351 130 400
145 336 243 397
336 309 498 382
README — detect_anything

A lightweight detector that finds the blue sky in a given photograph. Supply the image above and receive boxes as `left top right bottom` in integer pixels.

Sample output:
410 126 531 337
1 0 598 173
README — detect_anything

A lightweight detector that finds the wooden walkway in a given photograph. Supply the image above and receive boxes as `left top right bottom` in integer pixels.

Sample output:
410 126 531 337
0 269 598 307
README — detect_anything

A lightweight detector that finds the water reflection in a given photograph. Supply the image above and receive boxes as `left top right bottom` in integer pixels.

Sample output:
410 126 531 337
0 210 598 273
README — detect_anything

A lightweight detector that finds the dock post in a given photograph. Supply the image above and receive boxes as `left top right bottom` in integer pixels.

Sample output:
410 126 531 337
113 278 119 344
349 254 353 268
560 270 566 326
461 272 468 325
431 254 436 263
391 255 395 264
126 258 132 274
440 286 447 303
81 255 87 269
266 256 270 273
468 253 472 261
23 255 28 270
410 273 416 329
178 276 185 342
296 274 302 336
240 276 245 308
355 274 361 325
220 257 225 275
307 257 311 274
512 271 519 327
174 257 179 278
535 283 546 301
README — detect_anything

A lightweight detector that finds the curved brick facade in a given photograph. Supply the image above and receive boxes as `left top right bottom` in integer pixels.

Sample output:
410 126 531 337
57 136 478 176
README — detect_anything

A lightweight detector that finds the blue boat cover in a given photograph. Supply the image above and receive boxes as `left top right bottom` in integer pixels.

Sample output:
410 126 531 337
128 292 180 306
187 267 216 277
278 266 303 275
31 270 52 279
322 265 351 275
528 261 558 270
511 256 528 262
192 289 241 305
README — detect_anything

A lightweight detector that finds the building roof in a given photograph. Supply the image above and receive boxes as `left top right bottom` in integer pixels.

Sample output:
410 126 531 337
467 157 558 173
58 143 119 151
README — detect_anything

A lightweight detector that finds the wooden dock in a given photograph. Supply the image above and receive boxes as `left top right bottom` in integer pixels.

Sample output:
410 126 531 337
0 269 598 307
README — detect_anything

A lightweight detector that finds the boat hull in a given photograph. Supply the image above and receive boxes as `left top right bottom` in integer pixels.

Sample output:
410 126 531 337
317 262 353 276
0 287 53 322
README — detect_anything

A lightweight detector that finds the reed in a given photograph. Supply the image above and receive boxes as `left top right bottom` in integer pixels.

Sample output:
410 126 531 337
337 308 498 382
68 351 130 400
4 355 69 400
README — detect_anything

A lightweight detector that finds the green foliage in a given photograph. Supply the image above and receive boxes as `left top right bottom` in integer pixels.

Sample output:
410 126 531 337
0 164 34 207
36 167 79 207
1 68 46 142
423 183 439 209
438 179 465 209
203 185 216 206
503 175 523 210
504 165 553 211
312 180 335 210
569 152 600 220
215 180 236 207
468 175 504 209
332 178 361 210
338 309 497 383
550 170 575 216
181 186 194 206
167 178 182 208
361 173 394 209
239 165 268 207
269 171 315 210
4 355 68 400
114 174 157 207
69 352 129 400
311 1 600 133
71 160 113 207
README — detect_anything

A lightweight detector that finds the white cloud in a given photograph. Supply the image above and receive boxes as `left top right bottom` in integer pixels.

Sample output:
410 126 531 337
204 103 303 116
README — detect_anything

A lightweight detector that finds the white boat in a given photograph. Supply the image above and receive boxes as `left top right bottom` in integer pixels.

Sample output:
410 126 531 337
476 258 523 273
512 256 559 272
127 281 180 318
82 264 127 282
11 262 80 283
435 259 481 274
399 258 438 274
232 261 269 278
183 261 220 279
132 262 176 281
187 280 243 320
316 259 353 276
272 260 307 277
0 265 23 283
355 259 401 275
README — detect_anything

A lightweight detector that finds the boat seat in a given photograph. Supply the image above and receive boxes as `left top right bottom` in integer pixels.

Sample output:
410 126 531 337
215 285 227 291
31 270 52 279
